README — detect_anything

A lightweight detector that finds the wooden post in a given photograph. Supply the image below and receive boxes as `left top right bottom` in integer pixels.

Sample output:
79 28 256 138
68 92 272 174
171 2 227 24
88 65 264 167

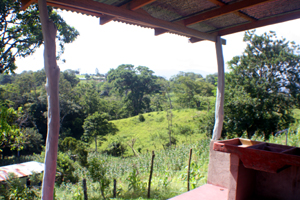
83 179 88 200
212 36 225 140
286 130 288 146
38 0 60 199
113 179 116 198
187 148 193 191
148 151 155 198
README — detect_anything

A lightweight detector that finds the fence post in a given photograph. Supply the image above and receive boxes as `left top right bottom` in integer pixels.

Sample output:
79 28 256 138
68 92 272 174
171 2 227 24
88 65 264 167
82 178 88 200
148 151 155 198
113 179 117 198
187 148 193 191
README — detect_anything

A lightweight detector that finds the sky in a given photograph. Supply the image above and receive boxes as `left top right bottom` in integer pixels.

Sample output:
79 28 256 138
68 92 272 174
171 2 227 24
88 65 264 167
15 10 300 79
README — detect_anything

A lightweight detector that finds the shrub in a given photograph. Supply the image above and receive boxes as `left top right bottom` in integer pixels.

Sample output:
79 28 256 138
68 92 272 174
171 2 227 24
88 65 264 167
59 137 88 167
0 173 39 200
88 157 110 199
138 114 145 122
155 116 165 122
103 142 127 157
56 152 79 184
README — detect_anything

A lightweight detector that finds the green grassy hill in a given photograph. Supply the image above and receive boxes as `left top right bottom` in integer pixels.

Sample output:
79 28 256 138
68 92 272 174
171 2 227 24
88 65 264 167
96 109 207 156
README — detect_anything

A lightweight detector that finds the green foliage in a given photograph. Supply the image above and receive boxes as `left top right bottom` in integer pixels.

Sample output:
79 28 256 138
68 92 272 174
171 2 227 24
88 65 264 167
88 157 110 199
103 141 127 157
224 30 300 139
170 71 203 82
163 136 177 149
126 167 147 193
0 0 79 74
56 151 79 184
176 125 194 142
197 110 215 137
59 137 88 166
82 111 118 152
172 76 214 109
0 103 24 153
205 73 218 86
138 114 145 122
107 64 161 116
0 173 39 200
21 128 44 155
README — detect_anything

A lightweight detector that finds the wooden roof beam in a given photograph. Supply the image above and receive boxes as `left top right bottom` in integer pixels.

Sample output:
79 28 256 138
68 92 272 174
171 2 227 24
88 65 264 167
217 10 300 36
100 0 156 25
208 0 257 22
45 0 218 42
127 0 156 10
189 37 226 44
20 0 36 10
189 37 204 43
154 28 168 36
184 0 273 26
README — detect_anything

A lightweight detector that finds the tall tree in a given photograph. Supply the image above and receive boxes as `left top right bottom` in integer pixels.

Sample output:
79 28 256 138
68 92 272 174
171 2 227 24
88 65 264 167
107 64 160 116
82 112 118 152
0 0 79 74
224 30 300 139
173 76 214 108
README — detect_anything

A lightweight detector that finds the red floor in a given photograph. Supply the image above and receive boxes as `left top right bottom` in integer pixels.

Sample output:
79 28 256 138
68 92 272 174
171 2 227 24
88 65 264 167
169 184 228 200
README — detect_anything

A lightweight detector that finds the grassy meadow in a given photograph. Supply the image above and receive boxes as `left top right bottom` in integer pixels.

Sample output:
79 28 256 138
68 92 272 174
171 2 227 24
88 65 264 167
96 109 207 156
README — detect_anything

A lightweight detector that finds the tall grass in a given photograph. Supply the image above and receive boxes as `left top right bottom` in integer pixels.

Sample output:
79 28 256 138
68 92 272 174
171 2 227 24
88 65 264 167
54 138 211 200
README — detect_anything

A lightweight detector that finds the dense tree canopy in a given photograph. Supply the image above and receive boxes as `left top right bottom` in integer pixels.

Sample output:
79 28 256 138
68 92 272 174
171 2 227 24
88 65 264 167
224 30 300 138
107 64 160 116
172 75 214 109
0 0 79 74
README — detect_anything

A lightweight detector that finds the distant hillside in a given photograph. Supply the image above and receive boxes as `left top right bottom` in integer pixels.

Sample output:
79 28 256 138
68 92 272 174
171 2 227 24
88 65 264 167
97 109 207 156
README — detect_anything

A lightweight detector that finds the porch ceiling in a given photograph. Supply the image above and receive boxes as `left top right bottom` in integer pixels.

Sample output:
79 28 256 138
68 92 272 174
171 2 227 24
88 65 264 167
21 0 300 43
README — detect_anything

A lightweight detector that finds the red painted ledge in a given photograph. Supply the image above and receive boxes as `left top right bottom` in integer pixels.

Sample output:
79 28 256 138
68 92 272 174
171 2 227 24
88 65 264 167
169 184 228 200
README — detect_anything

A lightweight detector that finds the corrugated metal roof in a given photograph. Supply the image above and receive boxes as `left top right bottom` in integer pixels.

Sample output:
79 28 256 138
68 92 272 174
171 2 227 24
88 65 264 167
35 0 300 41
0 161 44 182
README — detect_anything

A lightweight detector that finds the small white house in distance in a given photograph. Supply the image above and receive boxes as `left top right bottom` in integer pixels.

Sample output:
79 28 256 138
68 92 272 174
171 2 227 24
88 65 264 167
0 161 44 184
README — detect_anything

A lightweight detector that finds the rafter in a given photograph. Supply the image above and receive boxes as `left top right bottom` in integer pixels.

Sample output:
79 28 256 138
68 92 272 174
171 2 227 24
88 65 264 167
184 0 272 26
217 10 300 36
189 36 226 44
100 0 156 25
189 37 204 43
20 0 36 10
208 0 224 7
127 0 156 10
208 0 257 22
154 28 168 36
45 0 218 42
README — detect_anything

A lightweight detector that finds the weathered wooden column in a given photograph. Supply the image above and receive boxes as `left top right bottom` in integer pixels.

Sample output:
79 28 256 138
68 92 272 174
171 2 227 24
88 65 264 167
212 36 225 140
38 0 60 199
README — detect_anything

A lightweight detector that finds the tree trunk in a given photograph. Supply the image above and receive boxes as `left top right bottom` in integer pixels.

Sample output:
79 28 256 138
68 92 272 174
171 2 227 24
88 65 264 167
95 136 97 152
38 0 60 199
212 36 225 141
